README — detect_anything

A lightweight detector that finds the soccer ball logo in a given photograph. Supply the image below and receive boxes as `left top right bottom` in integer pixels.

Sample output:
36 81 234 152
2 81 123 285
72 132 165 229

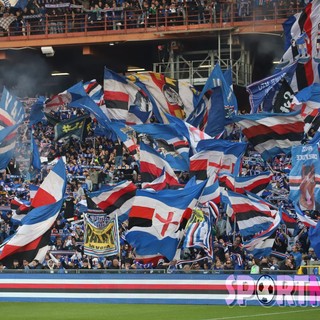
256 275 275 306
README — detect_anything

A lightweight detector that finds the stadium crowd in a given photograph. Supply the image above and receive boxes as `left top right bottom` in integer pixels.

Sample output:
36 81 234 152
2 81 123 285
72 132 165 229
0 100 318 275
0 0 310 36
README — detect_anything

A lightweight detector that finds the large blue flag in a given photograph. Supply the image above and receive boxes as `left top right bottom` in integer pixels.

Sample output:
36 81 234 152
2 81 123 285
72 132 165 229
29 96 46 126
187 64 236 136
133 123 189 171
247 62 297 113
289 143 320 211
0 87 25 170
196 139 247 176
126 180 207 260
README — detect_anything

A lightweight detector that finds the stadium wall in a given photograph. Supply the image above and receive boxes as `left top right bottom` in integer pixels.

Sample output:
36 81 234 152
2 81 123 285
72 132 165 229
0 273 319 306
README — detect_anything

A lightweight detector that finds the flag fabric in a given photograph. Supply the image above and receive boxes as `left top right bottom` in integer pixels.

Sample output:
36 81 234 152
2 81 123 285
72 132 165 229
109 121 139 158
139 142 181 186
195 139 247 176
127 72 189 123
126 179 207 260
54 114 90 141
272 79 295 113
281 209 299 237
219 171 273 196
291 83 320 133
243 210 281 258
89 180 137 218
141 168 183 191
187 64 237 135
247 62 297 113
199 173 221 204
182 208 214 259
166 113 212 155
29 184 39 203
103 67 152 124
231 111 304 161
1 0 28 8
0 87 25 170
277 0 320 93
0 159 66 262
222 190 277 238
134 123 189 171
308 221 320 259
84 213 120 257
295 204 317 228
10 197 30 217
289 143 320 211
31 135 41 171
29 96 46 126
83 79 104 106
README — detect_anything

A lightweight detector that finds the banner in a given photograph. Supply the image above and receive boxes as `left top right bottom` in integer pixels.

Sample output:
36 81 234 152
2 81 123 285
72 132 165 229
54 114 90 141
289 144 320 211
84 213 120 257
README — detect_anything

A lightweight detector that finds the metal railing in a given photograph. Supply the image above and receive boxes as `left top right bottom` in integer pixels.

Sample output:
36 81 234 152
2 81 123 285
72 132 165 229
0 4 299 41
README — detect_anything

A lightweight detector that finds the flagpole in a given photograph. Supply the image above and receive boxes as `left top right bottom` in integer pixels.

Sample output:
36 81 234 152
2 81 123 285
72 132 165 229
115 212 122 270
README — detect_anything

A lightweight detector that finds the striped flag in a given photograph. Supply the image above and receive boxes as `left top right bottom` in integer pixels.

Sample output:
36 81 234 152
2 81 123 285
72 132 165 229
291 83 320 133
0 159 66 263
222 190 277 238
295 204 317 228
231 111 304 161
89 180 137 218
278 0 320 92
218 171 273 196
133 123 190 172
103 67 152 124
182 208 214 259
139 142 181 186
243 210 282 258
191 139 247 177
83 79 104 107
142 168 183 191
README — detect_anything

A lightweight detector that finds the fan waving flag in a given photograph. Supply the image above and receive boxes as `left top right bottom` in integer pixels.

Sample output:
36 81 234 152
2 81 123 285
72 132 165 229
0 159 66 263
126 180 207 260
231 111 304 161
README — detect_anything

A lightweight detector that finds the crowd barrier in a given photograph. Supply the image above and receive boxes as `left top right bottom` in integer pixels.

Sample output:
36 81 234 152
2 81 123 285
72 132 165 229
0 272 319 306
0 4 295 40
